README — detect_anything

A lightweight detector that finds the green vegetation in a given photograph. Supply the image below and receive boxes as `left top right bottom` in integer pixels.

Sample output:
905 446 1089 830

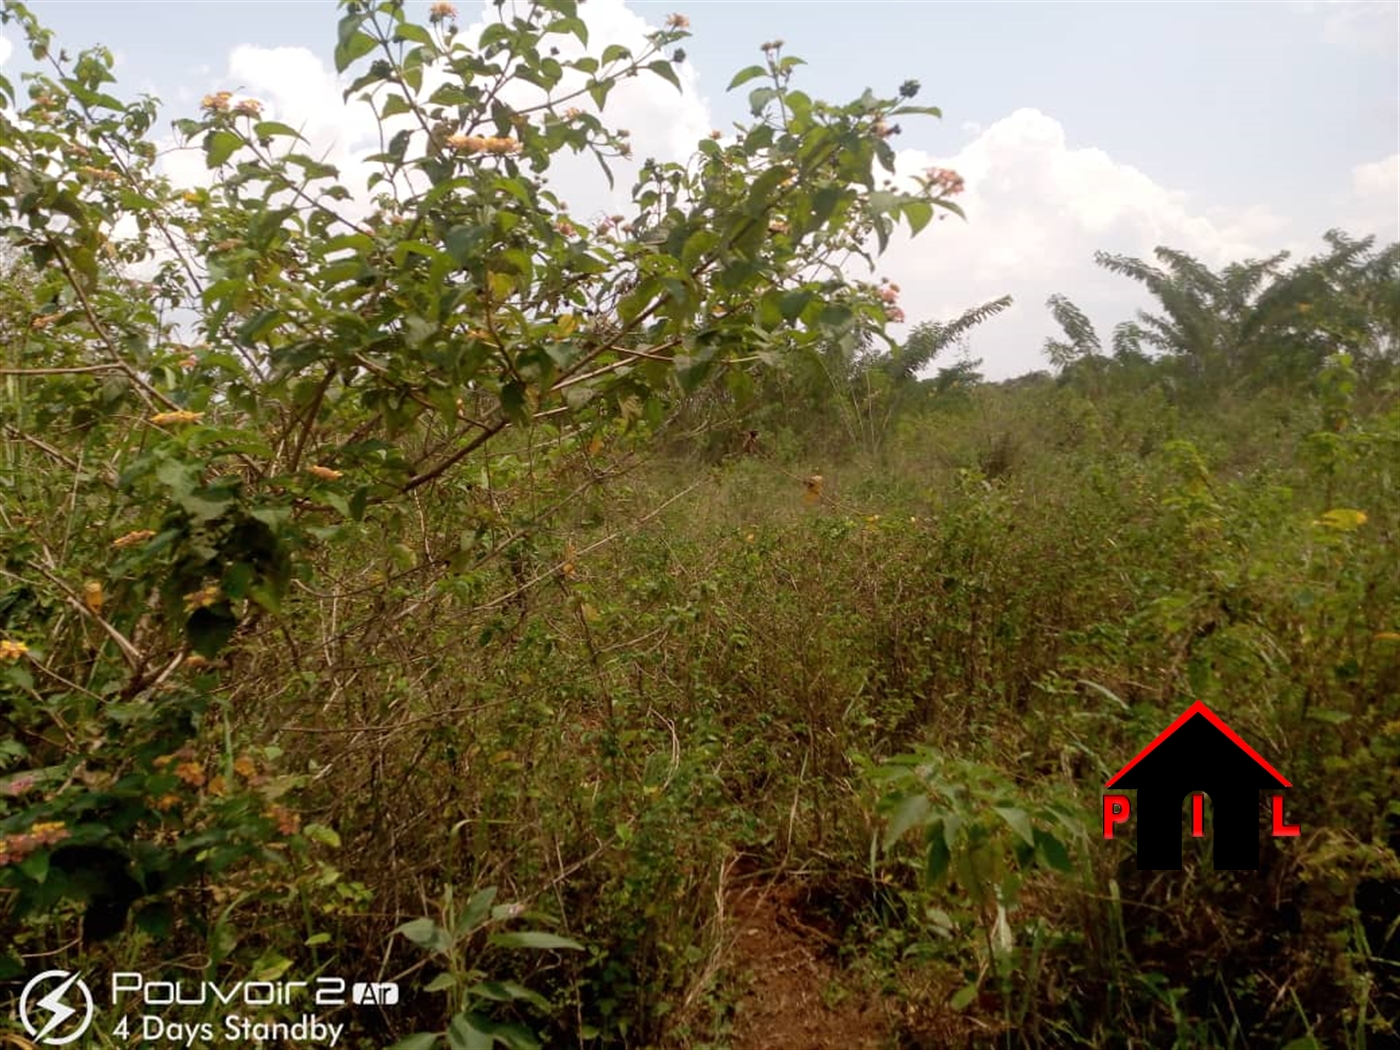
1 1 1397 1047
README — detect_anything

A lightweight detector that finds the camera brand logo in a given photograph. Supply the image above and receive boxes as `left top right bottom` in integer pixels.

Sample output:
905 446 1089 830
1102 700 1301 870
352 982 400 1005
18 970 95 1046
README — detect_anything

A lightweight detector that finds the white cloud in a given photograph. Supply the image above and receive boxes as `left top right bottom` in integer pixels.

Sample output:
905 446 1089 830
1317 0 1400 55
146 3 1385 383
874 108 1308 379
155 0 710 226
454 0 712 220
0 33 12 67
1348 153 1400 236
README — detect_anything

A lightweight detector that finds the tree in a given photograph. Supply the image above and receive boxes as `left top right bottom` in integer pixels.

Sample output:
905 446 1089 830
0 0 956 954
801 294 1011 455
1042 292 1100 370
1087 235 1398 389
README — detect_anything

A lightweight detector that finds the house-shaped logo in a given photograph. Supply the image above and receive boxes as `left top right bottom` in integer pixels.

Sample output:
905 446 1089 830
1103 701 1299 870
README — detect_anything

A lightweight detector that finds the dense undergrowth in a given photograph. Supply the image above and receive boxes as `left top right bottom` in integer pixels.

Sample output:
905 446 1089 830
1 1 1398 1047
13 360 1399 1048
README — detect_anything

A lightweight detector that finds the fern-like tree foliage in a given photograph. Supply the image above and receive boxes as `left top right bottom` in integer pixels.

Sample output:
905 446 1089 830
1085 233 1397 388
882 294 1014 381
1042 293 1101 370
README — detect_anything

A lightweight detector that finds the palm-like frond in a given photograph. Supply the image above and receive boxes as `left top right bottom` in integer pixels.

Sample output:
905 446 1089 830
1221 251 1290 305
1321 228 1376 271
1111 321 1149 360
1045 293 1101 357
1094 251 1167 291
886 294 1012 380
1043 339 1078 370
1154 247 1221 302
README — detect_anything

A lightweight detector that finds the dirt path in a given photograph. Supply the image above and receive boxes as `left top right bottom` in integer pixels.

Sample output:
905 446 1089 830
724 880 893 1050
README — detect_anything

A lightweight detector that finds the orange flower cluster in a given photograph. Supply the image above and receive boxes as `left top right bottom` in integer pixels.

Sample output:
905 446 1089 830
1 773 38 797
112 529 155 549
880 279 905 323
0 822 69 867
924 166 965 196
200 91 261 117
429 2 458 23
307 464 343 481
268 805 300 835
0 639 28 662
446 134 523 155
149 410 204 425
183 584 222 613
665 13 690 29
78 165 120 184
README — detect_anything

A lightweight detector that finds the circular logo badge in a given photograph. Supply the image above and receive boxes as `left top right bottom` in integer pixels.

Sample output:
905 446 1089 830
19 970 95 1046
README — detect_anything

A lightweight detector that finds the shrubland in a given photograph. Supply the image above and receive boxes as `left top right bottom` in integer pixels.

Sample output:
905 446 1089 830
1 1 1397 1047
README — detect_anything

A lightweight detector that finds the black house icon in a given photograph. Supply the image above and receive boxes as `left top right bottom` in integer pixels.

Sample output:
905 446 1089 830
1106 701 1291 869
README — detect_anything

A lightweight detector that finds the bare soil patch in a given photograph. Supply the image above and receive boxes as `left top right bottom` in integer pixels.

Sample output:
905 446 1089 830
724 879 892 1050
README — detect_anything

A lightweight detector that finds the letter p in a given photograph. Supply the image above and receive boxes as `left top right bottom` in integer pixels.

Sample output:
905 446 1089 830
1103 794 1131 839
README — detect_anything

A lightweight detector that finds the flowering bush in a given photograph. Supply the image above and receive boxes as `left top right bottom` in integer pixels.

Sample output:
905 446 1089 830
0 0 957 1023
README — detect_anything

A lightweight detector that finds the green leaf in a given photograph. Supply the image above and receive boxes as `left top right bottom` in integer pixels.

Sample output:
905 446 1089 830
445 224 488 266
466 981 550 1010
455 886 498 937
902 200 933 236
994 807 1036 847
882 793 930 851
135 902 175 939
397 917 452 953
869 190 900 216
548 15 588 46
253 121 305 142
156 459 199 499
387 1036 441 1050
393 22 435 47
949 982 979 1011
727 65 768 91
499 382 529 426
177 490 234 524
586 78 613 110
18 849 49 882
303 823 341 848
485 1022 541 1050
205 130 242 168
424 972 457 993
1033 829 1072 873
446 1013 493 1050
891 104 943 118
647 60 682 92
779 289 813 321
187 604 239 659
748 86 777 116
488 930 584 951
335 26 377 75
925 822 950 883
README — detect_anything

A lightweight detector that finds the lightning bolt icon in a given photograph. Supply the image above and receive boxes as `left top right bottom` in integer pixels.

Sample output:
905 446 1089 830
34 971 81 1041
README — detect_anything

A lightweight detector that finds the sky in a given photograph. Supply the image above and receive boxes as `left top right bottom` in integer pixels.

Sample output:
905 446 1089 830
3 0 1398 379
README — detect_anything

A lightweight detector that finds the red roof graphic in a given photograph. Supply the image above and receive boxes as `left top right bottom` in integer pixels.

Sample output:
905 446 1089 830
1105 700 1291 789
